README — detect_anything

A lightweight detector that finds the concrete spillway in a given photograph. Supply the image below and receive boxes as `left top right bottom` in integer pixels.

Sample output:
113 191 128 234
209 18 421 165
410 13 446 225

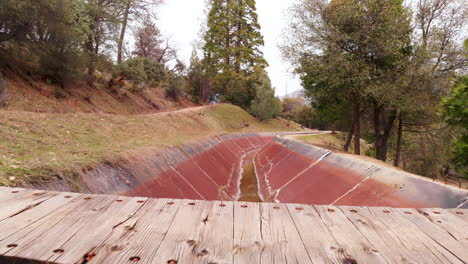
73 133 467 208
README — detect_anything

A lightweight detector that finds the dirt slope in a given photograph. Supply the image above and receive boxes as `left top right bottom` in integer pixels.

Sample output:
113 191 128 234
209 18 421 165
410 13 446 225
1 72 195 114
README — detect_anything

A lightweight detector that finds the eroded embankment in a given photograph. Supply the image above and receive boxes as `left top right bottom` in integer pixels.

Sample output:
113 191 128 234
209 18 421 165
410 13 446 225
255 137 468 208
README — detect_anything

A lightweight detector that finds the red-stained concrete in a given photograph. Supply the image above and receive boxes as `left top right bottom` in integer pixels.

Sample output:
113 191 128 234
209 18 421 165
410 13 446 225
253 140 466 208
122 135 466 208
125 136 274 201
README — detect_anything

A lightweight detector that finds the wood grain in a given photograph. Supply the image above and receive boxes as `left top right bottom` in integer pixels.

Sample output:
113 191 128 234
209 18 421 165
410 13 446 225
0 188 466 264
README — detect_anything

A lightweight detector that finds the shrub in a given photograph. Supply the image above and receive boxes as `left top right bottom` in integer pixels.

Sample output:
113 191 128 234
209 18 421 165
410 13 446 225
248 68 282 120
250 88 282 120
118 57 167 89
166 76 185 100
143 57 166 83
118 57 147 84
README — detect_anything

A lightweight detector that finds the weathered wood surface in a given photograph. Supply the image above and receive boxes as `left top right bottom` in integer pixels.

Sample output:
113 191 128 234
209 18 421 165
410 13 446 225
0 188 467 264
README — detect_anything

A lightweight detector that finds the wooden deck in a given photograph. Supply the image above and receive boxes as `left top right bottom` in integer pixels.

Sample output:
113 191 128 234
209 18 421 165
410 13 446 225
0 187 466 264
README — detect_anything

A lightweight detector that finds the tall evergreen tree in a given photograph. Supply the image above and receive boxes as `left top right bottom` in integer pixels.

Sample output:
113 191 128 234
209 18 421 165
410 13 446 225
202 0 268 107
203 0 267 76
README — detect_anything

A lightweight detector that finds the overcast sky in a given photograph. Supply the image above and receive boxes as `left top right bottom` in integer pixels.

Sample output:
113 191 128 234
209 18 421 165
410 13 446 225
157 0 302 96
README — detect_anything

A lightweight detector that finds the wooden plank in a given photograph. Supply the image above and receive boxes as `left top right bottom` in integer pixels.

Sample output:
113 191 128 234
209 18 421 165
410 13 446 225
286 203 344 263
447 209 467 220
87 198 181 264
338 206 435 263
0 187 29 203
416 208 468 246
0 190 58 221
257 203 312 263
49 196 149 264
233 202 262 263
0 192 81 246
1 194 115 261
368 207 464 264
152 200 234 264
395 208 468 261
311 205 388 263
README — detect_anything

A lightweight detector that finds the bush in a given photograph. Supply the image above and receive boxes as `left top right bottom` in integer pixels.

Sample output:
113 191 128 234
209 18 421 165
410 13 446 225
250 89 282 120
221 72 251 109
39 46 84 86
118 57 167 88
165 76 185 100
248 68 282 120
143 57 166 83
118 57 147 84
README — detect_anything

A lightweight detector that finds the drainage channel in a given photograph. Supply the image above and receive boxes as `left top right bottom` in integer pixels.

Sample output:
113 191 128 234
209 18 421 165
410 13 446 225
238 152 262 202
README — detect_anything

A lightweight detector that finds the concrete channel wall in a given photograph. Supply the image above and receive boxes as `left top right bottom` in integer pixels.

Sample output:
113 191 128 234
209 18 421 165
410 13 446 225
254 137 468 208
81 133 275 199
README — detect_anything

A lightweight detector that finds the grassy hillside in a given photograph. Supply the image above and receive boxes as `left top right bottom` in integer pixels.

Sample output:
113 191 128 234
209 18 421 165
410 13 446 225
0 104 301 187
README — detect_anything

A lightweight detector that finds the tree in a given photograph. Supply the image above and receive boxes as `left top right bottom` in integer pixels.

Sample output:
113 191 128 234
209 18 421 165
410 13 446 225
203 0 268 101
187 48 207 102
133 17 176 66
442 64 468 178
0 0 87 85
284 0 413 159
391 0 467 167
38 0 87 86
117 0 164 64
281 97 304 120
83 0 126 87
249 68 282 120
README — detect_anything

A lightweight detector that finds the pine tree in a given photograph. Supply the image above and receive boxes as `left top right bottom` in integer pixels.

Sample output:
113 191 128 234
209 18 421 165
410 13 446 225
203 0 267 76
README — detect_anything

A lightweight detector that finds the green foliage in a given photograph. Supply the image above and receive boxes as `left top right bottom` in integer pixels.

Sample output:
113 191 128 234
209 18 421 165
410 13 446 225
442 76 468 177
0 0 88 85
118 57 166 87
249 68 282 120
119 57 147 84
187 49 205 102
220 71 251 109
203 0 269 110
165 75 185 101
204 0 268 75
203 0 268 74
143 57 167 83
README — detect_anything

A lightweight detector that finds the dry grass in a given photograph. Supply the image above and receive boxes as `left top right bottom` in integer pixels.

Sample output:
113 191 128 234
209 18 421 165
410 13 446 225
0 104 300 186
295 133 370 154
2 73 194 114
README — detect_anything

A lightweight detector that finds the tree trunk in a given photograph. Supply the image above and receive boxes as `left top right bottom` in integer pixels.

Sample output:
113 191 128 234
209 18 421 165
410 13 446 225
394 114 403 167
117 0 132 64
86 37 96 88
225 0 231 70
373 104 397 161
235 6 242 73
344 121 354 152
86 15 97 88
353 103 361 155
